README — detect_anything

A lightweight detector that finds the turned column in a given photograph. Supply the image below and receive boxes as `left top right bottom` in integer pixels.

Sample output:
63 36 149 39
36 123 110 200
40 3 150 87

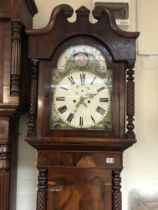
126 61 136 139
36 168 48 210
27 59 39 137
112 170 122 210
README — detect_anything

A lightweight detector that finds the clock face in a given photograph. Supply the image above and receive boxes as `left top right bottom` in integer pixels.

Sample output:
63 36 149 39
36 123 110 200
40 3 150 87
54 71 110 128
50 45 112 130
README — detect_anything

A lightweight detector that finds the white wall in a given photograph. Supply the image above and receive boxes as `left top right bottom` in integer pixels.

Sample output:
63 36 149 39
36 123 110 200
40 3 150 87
15 1 158 210
15 115 37 210
33 0 93 28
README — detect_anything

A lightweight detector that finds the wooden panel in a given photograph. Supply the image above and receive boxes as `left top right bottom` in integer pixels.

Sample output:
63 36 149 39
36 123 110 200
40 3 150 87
0 119 9 140
0 1 10 10
47 168 112 210
38 151 122 169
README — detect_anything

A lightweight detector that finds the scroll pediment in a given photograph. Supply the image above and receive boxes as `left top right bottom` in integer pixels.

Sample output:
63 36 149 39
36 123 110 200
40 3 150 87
26 4 139 61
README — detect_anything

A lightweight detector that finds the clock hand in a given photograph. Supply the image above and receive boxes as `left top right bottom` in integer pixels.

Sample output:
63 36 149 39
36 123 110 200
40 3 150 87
74 100 82 113
81 101 87 107
74 97 87 113
86 92 97 99
80 97 88 107
86 87 106 99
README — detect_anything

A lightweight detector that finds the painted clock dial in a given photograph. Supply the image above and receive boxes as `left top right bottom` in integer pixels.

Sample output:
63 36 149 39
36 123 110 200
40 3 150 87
54 71 110 128
50 45 112 130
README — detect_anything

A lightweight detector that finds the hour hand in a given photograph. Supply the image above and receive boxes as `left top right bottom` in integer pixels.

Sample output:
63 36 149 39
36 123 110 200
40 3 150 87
74 97 87 113
81 100 87 107
77 97 87 108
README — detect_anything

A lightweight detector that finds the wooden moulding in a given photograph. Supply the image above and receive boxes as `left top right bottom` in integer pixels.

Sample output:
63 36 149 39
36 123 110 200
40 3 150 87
25 136 136 151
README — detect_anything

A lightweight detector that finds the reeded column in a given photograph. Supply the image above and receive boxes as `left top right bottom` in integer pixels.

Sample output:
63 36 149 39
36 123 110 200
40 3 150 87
0 143 10 210
10 20 21 96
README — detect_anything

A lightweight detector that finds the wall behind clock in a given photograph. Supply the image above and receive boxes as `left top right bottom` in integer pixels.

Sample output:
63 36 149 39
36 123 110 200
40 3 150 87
137 0 158 55
13 0 158 210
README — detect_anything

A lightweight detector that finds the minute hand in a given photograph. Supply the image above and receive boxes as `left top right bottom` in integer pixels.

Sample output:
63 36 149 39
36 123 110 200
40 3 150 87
88 87 106 99
87 91 99 99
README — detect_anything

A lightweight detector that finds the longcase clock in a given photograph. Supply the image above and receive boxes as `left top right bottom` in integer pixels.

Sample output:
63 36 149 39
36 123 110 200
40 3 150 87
25 5 139 210
0 1 37 209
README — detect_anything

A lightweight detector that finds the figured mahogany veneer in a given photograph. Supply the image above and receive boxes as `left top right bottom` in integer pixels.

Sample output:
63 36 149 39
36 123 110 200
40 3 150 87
25 4 139 210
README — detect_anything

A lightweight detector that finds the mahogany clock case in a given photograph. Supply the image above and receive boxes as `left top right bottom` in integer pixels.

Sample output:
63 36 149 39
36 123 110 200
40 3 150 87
24 5 139 210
